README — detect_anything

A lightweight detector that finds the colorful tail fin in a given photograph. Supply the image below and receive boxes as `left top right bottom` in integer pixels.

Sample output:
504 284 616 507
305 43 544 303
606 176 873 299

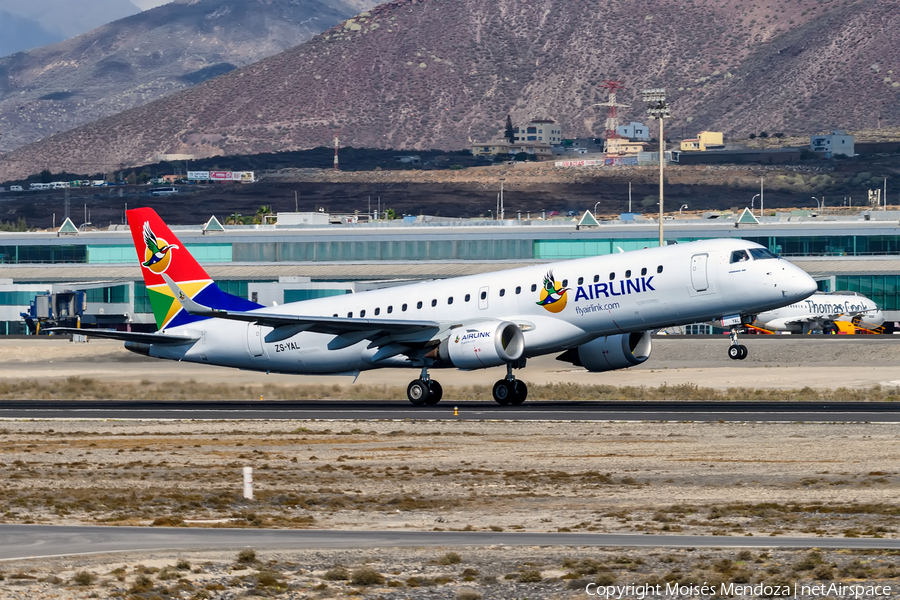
127 208 261 330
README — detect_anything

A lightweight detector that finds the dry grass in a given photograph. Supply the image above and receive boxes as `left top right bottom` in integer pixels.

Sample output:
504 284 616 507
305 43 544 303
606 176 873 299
1 377 899 401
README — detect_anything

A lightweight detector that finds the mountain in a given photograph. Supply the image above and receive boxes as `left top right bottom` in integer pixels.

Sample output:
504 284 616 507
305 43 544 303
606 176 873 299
0 0 142 55
0 10 66 57
0 0 378 151
2 0 899 181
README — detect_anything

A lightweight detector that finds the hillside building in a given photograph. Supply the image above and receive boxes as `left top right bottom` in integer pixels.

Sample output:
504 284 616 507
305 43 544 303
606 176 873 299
810 130 855 158
680 131 725 152
605 137 649 156
471 139 553 159
616 121 651 141
512 119 562 145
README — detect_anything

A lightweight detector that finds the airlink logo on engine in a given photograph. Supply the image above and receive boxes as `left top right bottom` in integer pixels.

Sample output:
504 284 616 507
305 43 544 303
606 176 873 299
573 277 656 302
458 331 491 343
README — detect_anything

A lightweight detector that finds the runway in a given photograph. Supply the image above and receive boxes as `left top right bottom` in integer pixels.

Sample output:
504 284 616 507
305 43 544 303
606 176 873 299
1 399 899 421
3 525 899 561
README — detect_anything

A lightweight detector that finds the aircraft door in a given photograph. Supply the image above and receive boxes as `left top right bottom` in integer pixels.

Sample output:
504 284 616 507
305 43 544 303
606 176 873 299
247 323 264 357
690 253 709 292
478 286 489 310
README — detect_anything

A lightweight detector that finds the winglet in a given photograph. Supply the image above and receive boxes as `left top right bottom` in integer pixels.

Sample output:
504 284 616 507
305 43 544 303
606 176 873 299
161 273 220 316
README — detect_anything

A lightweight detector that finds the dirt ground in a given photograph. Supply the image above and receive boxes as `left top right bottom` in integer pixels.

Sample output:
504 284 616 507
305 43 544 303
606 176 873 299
3 159 881 230
2 336 900 599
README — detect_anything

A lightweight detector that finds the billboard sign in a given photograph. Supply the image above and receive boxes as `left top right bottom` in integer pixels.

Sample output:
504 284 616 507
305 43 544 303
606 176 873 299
187 171 210 180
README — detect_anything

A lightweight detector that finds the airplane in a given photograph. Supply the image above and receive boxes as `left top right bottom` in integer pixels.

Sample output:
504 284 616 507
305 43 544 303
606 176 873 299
750 291 884 336
50 208 818 405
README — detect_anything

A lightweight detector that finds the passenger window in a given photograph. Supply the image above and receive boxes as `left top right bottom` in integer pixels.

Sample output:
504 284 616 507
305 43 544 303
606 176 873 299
499 289 506 297
480 291 487 300
387 306 393 314
730 250 750 263
657 265 664 273
333 314 338 317
577 277 584 285
360 309 366 318
417 301 423 309
593 274 600 283
609 272 615 281
562 279 568 287
625 270 631 278
347 312 353 318
448 297 453 305
431 299 437 307
515 286 521 294
531 284 537 292
374 308 380 316
402 304 408 312
641 267 647 276
465 294 471 302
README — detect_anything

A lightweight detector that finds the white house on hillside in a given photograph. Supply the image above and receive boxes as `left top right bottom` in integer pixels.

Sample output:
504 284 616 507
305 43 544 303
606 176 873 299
810 130 855 158
616 121 650 141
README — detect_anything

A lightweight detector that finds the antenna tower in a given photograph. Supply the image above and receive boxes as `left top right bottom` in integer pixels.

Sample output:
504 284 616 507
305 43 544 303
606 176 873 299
595 81 629 155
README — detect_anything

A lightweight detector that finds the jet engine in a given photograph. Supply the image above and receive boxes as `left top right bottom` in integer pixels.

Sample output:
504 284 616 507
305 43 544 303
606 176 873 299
437 320 525 369
556 331 651 372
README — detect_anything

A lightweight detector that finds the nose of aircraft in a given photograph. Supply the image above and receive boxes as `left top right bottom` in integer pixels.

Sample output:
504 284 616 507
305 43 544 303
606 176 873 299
866 311 886 328
784 262 817 300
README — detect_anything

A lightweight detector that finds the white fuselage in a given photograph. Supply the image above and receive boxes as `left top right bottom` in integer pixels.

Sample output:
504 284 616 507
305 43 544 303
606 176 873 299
150 239 816 374
754 292 884 333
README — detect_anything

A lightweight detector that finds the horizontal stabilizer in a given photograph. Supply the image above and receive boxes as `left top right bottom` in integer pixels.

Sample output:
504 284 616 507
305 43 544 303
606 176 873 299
46 328 198 345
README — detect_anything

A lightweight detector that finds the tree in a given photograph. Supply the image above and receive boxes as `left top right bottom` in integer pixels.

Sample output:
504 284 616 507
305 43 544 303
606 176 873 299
39 169 52 183
255 205 273 224
225 213 243 225
385 208 398 220
505 114 515 143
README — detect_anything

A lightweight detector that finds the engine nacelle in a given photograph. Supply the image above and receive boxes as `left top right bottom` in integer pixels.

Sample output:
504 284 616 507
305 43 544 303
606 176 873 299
438 320 525 369
557 331 651 372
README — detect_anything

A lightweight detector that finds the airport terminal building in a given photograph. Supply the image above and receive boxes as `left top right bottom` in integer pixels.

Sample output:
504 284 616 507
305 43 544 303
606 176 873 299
3 212 900 334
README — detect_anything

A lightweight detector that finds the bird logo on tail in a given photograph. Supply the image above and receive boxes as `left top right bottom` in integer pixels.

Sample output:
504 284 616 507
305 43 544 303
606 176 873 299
535 270 570 313
141 222 179 274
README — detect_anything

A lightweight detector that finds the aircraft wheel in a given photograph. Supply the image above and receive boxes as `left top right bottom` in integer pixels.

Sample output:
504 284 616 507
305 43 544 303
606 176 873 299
727 345 742 360
492 380 512 405
509 380 528 406
424 380 443 405
407 379 429 405
737 345 748 360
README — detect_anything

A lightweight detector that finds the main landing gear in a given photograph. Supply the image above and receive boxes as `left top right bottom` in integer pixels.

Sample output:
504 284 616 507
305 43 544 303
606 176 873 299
492 363 528 406
406 366 443 405
727 327 748 360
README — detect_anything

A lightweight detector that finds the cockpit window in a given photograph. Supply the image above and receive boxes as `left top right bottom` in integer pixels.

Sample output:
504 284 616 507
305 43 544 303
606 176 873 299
749 248 778 260
730 250 750 264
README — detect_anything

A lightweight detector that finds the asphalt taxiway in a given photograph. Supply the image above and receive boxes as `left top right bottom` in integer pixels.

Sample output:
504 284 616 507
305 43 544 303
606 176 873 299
0 399 898 421
3 525 900 561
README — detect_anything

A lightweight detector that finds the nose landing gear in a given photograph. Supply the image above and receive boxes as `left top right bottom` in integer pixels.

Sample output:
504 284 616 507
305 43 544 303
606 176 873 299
727 328 748 360
407 365 443 405
492 363 528 405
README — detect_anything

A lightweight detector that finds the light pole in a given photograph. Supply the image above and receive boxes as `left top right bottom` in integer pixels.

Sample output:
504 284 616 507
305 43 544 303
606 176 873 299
642 88 670 246
499 178 506 220
812 196 822 213
594 201 601 215
679 204 688 215
751 193 760 215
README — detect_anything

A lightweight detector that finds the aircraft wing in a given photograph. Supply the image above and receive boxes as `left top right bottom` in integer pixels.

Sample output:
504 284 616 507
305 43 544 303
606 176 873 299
161 274 441 345
46 328 198 344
